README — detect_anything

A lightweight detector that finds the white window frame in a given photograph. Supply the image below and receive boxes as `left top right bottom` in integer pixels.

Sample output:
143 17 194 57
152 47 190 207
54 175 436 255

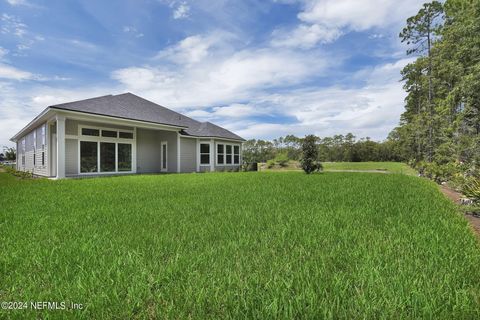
216 143 225 165
199 142 211 166
213 142 241 166
160 141 168 172
233 145 240 165
77 125 135 175
33 130 37 167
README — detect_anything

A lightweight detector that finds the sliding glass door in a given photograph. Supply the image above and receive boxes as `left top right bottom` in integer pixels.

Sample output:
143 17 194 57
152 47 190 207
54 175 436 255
80 141 132 174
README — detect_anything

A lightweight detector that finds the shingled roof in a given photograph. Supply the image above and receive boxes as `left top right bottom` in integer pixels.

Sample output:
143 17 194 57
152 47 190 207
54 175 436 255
49 93 245 141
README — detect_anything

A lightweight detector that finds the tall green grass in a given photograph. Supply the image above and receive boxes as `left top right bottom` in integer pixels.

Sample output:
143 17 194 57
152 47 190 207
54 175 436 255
0 172 479 318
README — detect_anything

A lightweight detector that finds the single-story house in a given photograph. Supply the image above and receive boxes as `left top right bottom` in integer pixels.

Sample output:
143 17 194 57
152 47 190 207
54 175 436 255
10 93 245 178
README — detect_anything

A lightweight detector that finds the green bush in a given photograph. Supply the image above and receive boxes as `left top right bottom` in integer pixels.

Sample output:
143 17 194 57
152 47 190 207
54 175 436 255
416 161 460 183
2 165 33 179
266 159 275 169
274 153 289 167
463 178 480 203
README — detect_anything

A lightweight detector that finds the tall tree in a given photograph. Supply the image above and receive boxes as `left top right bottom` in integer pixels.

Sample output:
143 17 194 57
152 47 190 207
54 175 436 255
400 1 444 161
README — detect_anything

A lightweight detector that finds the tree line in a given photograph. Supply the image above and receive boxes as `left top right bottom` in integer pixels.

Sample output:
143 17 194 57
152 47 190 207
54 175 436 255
242 134 403 163
390 0 480 179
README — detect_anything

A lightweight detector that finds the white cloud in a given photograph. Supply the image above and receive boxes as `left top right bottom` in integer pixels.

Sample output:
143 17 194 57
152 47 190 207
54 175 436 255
173 1 190 19
0 63 33 80
112 34 328 108
123 26 144 38
298 0 424 31
1 14 28 37
155 35 215 65
272 0 424 49
271 23 342 48
0 47 8 59
5 0 29 5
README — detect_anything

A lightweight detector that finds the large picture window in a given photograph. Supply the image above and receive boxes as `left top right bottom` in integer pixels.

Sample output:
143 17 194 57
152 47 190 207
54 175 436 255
80 141 98 173
200 143 210 165
78 125 134 175
118 144 132 171
100 142 116 172
217 144 224 165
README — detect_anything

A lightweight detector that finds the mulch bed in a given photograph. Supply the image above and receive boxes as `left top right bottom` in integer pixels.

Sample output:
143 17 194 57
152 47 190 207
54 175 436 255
440 185 480 239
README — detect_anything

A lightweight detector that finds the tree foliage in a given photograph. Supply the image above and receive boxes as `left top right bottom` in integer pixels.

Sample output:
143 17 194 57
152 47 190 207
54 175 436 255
392 0 480 179
301 135 322 174
3 147 16 161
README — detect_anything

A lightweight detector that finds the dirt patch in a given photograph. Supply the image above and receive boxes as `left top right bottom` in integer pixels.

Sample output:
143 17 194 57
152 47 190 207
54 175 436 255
439 185 480 239
325 169 388 173
0 167 5 173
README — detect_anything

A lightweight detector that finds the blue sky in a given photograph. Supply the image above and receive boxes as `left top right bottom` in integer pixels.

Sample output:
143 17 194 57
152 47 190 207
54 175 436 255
0 0 425 147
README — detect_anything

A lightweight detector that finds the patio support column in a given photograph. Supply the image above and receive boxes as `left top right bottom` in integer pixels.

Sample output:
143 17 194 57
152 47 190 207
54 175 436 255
210 139 215 172
56 115 66 179
177 132 181 173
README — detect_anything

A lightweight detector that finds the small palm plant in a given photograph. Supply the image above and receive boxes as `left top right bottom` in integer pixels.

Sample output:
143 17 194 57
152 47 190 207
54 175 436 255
463 178 480 204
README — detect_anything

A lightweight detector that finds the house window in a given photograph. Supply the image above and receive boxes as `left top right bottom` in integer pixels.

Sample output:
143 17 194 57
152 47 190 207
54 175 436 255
119 132 133 139
118 144 132 171
226 145 232 164
200 143 210 165
82 128 100 136
21 139 25 166
217 144 224 165
41 152 45 166
41 124 46 147
80 141 98 173
102 130 117 138
234 145 240 164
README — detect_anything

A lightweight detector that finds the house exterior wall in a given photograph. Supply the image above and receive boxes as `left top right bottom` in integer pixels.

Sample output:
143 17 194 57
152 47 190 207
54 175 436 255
65 139 78 175
180 137 196 173
136 128 178 173
16 122 49 177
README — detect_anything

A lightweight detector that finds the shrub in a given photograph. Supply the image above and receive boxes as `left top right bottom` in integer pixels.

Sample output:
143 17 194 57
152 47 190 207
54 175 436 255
274 153 289 167
266 159 275 169
463 178 480 203
2 165 33 179
301 135 322 174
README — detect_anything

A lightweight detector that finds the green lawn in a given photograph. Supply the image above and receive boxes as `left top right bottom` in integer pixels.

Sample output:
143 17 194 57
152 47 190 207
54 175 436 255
1 172 479 318
323 161 417 175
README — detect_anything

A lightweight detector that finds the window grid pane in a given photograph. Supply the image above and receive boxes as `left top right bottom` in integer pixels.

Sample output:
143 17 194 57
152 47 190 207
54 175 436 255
100 142 116 172
118 144 132 171
80 141 98 173
82 128 100 136
102 130 117 138
119 132 133 139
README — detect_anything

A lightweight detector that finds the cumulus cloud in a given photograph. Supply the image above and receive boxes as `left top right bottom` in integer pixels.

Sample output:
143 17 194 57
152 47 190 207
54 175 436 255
271 24 342 48
272 0 424 49
112 34 328 108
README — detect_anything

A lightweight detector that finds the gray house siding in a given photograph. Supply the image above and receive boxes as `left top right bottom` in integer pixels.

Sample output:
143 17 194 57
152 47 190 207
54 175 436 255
136 128 178 173
15 122 49 176
136 128 161 173
180 137 196 173
65 139 78 175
